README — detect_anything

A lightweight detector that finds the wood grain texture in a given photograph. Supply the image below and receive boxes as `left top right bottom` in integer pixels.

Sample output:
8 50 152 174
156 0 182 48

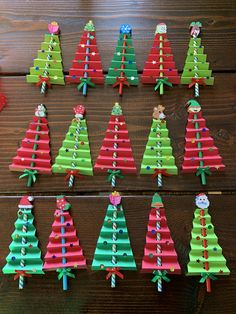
0 195 234 314
0 0 236 73
0 75 235 194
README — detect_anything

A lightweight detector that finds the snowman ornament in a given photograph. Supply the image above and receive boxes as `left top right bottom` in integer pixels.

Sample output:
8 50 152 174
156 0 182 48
195 193 210 209
155 23 167 34
35 104 46 117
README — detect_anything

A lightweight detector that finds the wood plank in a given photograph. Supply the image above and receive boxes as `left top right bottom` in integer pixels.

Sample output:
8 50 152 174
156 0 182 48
0 0 236 73
0 195 234 313
0 74 235 194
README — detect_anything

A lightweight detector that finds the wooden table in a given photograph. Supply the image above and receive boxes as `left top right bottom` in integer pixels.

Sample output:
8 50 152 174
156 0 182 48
0 0 235 313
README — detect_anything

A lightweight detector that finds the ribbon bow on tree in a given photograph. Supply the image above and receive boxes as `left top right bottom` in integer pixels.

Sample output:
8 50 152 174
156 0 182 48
112 76 130 88
36 76 51 88
152 168 171 179
199 272 218 283
189 77 206 88
65 170 84 181
56 268 75 280
77 78 95 91
14 270 32 280
196 166 212 177
106 267 124 280
151 270 171 283
107 169 124 182
19 169 38 183
154 77 172 91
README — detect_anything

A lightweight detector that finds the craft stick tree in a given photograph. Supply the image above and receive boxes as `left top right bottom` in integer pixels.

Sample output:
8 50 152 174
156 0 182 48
52 105 93 187
182 100 225 185
26 22 64 94
2 196 44 289
94 103 136 187
0 92 7 112
187 194 230 292
43 196 86 290
9 104 51 187
140 106 178 187
141 23 180 95
181 21 214 97
67 20 104 96
92 192 136 288
105 24 139 95
141 193 181 292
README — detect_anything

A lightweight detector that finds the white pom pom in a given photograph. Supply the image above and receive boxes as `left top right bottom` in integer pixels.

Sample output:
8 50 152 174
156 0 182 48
28 196 34 202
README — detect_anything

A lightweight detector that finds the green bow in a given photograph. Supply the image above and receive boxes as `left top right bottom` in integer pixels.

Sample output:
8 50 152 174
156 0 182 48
154 77 173 91
199 272 218 283
107 169 124 182
56 268 75 280
152 270 171 283
196 166 212 177
77 78 95 91
19 169 38 183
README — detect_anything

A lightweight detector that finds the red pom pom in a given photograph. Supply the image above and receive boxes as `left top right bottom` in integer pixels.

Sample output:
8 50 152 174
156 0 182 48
0 93 7 112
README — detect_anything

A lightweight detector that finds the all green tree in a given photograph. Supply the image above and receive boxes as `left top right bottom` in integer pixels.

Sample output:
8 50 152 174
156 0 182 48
92 192 136 288
140 105 177 187
52 105 93 187
26 21 64 94
105 24 139 95
187 194 230 292
181 21 214 97
2 196 44 289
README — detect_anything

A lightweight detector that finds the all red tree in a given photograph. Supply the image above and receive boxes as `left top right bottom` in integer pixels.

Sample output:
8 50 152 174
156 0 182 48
94 102 136 187
141 23 180 95
67 20 104 96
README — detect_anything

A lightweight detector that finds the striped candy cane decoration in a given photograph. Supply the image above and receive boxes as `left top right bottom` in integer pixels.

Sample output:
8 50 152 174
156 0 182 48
68 120 81 187
82 33 90 96
111 119 119 188
22 212 28 245
156 123 162 187
111 206 117 288
193 35 199 97
156 208 162 292
41 35 54 94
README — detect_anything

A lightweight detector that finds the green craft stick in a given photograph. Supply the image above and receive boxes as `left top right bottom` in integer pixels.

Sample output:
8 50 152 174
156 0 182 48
112 53 136 62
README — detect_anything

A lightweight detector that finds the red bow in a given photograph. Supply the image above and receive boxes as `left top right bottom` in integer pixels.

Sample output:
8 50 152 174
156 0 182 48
36 76 52 88
188 77 206 88
14 270 32 280
106 267 124 280
152 168 171 179
112 77 130 88
65 169 84 181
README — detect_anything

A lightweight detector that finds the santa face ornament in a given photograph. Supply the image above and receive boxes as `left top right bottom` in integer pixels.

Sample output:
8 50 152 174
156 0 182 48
195 194 210 209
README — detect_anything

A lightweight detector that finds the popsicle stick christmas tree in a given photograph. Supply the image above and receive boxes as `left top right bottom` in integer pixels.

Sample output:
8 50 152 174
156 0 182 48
26 22 64 95
92 192 136 288
2 196 44 289
9 104 52 187
94 103 136 187
105 24 139 95
181 21 214 97
141 193 181 292
43 196 87 291
67 20 104 96
52 105 93 187
182 100 225 185
140 106 178 187
187 194 230 292
0 92 7 112
141 23 180 95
